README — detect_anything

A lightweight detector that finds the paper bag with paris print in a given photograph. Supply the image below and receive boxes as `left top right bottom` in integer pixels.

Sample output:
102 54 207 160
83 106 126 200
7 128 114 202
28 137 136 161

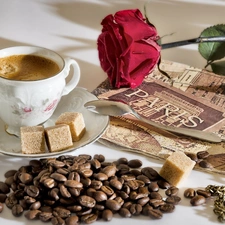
93 60 225 175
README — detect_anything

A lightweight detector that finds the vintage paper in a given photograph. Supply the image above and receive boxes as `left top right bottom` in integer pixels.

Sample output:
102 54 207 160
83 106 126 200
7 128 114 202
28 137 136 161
93 60 225 175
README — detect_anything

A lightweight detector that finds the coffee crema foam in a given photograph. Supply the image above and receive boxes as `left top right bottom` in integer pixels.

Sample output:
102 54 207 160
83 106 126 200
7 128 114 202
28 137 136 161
0 54 60 81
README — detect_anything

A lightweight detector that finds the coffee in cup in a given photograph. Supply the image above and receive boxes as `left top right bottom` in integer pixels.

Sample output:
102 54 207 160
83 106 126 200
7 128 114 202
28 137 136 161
0 46 80 136
0 54 60 81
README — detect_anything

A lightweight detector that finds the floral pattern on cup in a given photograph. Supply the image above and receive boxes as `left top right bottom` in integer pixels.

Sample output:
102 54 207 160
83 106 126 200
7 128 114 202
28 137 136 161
11 98 59 118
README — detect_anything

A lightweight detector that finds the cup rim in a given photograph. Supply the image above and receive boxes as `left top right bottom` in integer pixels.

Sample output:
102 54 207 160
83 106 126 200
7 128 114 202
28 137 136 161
0 45 66 83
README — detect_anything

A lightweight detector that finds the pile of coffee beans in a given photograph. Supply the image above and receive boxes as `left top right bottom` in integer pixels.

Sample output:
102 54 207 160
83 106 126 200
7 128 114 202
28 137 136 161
0 154 182 224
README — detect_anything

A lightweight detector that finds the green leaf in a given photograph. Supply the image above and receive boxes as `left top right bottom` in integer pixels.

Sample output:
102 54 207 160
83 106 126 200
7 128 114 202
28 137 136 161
198 24 225 64
211 60 225 75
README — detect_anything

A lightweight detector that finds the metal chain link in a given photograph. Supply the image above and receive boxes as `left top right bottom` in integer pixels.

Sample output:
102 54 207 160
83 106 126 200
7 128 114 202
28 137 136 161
206 185 225 222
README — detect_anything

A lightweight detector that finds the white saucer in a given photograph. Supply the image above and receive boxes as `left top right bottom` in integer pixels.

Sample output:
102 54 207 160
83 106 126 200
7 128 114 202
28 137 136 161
0 87 109 157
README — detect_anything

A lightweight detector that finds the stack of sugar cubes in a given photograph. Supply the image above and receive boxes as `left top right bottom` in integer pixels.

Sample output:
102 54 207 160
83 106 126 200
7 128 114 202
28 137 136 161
20 112 86 154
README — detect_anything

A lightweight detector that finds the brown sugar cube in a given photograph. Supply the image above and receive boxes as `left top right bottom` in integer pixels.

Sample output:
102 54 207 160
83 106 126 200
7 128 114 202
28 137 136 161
45 124 73 152
20 126 45 154
55 112 86 142
159 151 196 187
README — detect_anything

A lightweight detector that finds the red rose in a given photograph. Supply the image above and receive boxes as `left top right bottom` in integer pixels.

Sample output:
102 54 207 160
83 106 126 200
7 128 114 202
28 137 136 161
97 9 161 88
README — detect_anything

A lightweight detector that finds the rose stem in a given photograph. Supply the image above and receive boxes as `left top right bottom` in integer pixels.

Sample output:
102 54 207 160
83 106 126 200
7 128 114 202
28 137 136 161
161 36 225 49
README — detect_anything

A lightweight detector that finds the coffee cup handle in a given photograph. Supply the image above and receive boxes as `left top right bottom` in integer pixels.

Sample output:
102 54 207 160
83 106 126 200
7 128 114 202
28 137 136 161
62 58 80 96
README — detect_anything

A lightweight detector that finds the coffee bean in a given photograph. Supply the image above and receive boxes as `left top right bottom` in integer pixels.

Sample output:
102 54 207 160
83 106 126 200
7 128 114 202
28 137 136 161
59 184 71 198
165 186 179 196
50 173 67 182
40 206 53 213
128 159 142 168
149 199 165 208
102 209 113 221
196 189 211 198
80 177 91 187
121 174 136 181
116 157 128 165
78 162 91 170
76 208 92 217
4 169 17 178
198 160 213 169
0 193 7 203
51 216 65 225
24 209 41 220
39 211 53 222
50 160 65 169
64 180 83 188
157 179 171 189
130 169 142 176
12 204 23 217
5 193 18 209
101 165 117 177
68 171 80 181
0 202 3 213
26 185 39 198
184 188 196 198
67 205 82 213
90 159 102 170
49 188 60 200
90 180 103 190
190 195 206 206
137 175 151 184
109 179 122 190
148 208 163 219
60 197 76 205
65 215 79 225
30 201 41 210
57 168 70 176
142 204 153 216
93 191 108 202
19 199 29 210
116 164 130 175
141 167 160 181
5 176 14 186
53 207 71 218
93 173 108 181
197 151 209 159
93 154 105 163
105 199 121 211
81 213 98 224
18 173 33 184
29 159 42 168
0 181 10 194
101 185 114 196
78 195 96 208
79 168 93 178
24 196 36 204
159 203 175 213
78 154 92 161
137 196 150 206
130 203 142 215
119 207 131 217
165 196 181 205
185 152 198 162
150 191 162 200
14 189 25 199
148 182 159 192
43 178 56 188
94 203 105 211
127 180 140 190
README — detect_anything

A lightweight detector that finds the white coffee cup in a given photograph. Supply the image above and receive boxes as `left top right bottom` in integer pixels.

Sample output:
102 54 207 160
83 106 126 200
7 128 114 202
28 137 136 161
0 46 80 136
